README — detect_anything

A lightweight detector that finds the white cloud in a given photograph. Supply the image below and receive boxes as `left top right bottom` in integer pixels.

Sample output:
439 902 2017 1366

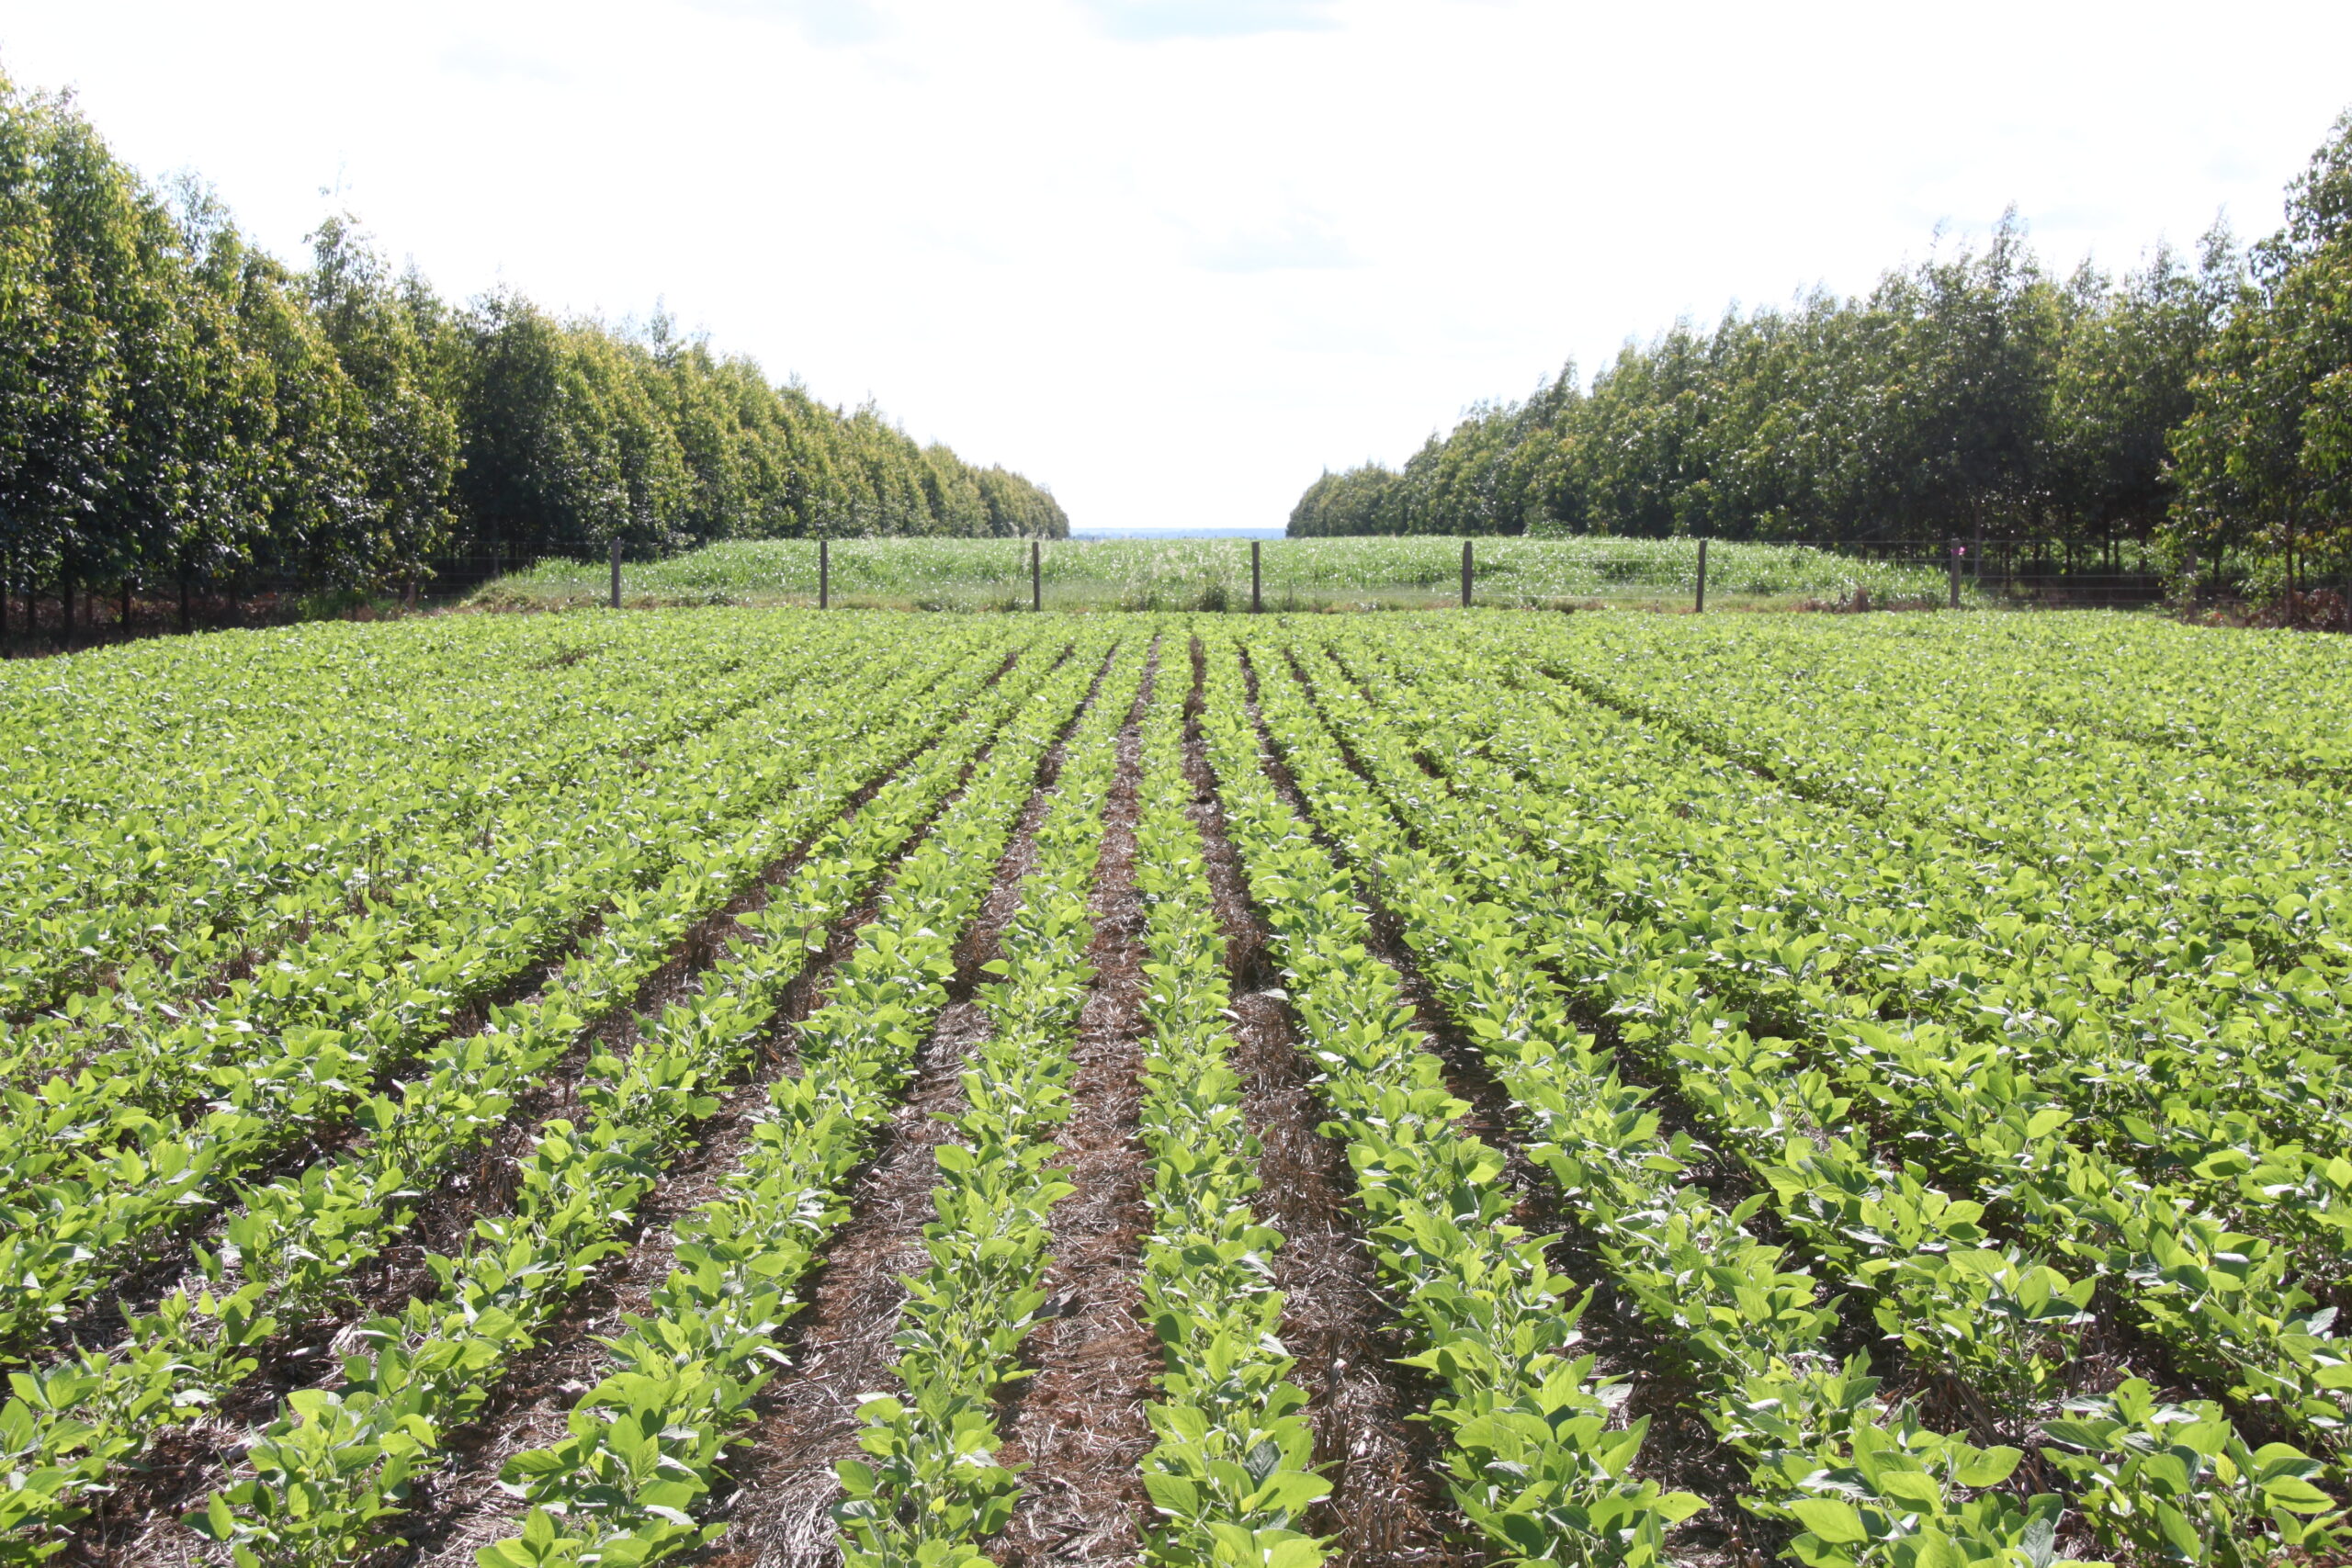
1193 205 1360 272
436 36 571 85
683 0 888 46
1080 1 1340 42
0 0 2347 531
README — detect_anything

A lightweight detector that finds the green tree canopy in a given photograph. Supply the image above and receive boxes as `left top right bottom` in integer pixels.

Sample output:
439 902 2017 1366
1288 183 2338 583
2171 110 2352 593
0 70 1066 613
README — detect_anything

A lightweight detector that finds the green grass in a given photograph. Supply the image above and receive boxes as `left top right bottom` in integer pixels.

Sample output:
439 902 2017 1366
475 536 1969 614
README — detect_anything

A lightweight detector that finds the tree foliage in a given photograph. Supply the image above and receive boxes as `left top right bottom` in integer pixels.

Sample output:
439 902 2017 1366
2171 109 2352 593
1292 209 2254 553
0 74 1064 605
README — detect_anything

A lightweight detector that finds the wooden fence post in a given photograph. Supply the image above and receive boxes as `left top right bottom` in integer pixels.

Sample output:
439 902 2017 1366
1251 539 1261 615
1695 537 1708 614
820 537 830 609
1461 539 1473 609
610 538 622 610
1032 538 1041 612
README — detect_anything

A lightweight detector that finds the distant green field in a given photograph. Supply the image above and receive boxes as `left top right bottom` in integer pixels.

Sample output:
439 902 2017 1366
480 535 1967 611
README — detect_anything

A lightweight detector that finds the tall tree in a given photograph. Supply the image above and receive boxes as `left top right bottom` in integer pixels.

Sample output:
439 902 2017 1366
2172 111 2352 597
2048 232 2237 547
0 67 1070 633
0 81 192 604
306 215 461 582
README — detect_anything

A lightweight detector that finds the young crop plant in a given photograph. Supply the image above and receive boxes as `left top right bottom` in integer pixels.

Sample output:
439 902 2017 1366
14 604 2352 1568
1329 627 2352 1458
1127 671 1328 1568
1191 627 1704 1568
0 617 865 1107
1326 637 2316 1247
1232 627 2083 1565
0 631 1006 1362
1282 636 2103 1433
1264 625 2345 1562
2041 1379 2340 1567
1466 615 2352 998
468 640 1136 1568
0 634 1045 1560
0 618 803 1026
831 644 1147 1568
1432 628 2352 1231
169 638 1116 1568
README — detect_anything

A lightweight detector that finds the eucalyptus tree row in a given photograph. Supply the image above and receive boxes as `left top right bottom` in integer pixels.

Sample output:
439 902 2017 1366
1295 110 2352 596
0 73 1065 631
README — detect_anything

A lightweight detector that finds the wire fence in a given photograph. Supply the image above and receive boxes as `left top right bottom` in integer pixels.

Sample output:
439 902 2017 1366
489 536 2191 615
0 555 526 657
6 536 2345 658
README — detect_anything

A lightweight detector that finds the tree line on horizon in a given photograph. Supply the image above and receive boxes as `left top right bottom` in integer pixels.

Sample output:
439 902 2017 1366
1291 111 2352 596
0 72 1068 623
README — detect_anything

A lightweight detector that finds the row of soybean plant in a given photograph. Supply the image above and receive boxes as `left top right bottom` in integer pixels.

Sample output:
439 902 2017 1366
0 621 979 1359
1126 645 1327 1566
164 634 1105 1568
1360 627 2352 1457
1264 623 2338 1564
1971 618 2352 789
1247 627 2108 1562
1190 626 1706 1566
1353 628 2352 1416
1476 615 2349 994
467 633 1128 1568
4 632 1027 1555
831 639 1147 1566
2 617 839 1137
1484 619 2352 1222
3 632 1030 1551
3 617 813 1027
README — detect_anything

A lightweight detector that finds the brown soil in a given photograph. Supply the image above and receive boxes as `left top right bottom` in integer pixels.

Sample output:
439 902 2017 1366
988 652 1159 1568
77 655 1040 1568
709 649 1113 1568
47 654 995 1365
382 649 1074 1568
1246 636 1774 1562
1177 635 1472 1568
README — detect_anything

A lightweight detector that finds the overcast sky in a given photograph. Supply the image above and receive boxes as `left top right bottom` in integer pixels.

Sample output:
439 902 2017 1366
3 1 2347 531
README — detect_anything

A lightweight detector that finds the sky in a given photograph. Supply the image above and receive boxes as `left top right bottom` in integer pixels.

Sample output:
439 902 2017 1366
3 2 2348 533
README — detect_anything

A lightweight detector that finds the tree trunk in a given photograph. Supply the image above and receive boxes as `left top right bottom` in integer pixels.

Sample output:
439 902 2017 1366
59 578 72 649
2288 514 2301 623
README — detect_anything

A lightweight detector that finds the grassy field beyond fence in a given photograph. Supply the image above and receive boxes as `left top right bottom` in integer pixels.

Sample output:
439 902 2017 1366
478 536 1972 613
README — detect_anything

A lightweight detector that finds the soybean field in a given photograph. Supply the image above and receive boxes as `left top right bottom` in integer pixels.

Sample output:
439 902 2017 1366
5 609 2350 1568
